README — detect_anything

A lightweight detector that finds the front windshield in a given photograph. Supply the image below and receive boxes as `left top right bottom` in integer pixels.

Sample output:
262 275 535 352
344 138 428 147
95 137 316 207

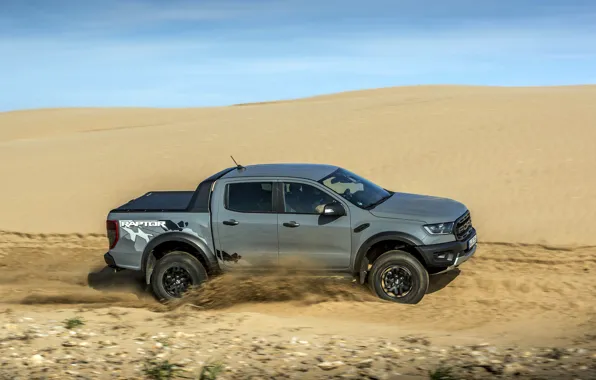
319 168 392 209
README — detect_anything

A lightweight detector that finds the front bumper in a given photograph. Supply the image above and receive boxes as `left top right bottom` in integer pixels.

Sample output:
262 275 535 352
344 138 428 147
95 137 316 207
416 228 477 269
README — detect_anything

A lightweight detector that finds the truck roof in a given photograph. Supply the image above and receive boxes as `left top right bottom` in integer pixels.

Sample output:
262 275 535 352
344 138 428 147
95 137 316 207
221 163 338 181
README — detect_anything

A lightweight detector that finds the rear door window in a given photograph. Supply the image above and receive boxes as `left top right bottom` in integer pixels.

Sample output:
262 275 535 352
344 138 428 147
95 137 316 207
225 182 274 213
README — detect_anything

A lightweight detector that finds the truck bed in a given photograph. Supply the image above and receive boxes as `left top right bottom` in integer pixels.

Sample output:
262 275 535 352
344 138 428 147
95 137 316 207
112 191 195 212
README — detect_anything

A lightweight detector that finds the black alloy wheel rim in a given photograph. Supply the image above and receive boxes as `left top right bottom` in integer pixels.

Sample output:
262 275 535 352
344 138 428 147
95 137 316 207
380 265 413 298
163 266 193 297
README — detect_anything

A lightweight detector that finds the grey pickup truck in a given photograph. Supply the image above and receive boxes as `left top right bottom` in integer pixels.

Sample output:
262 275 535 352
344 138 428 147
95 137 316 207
104 163 477 304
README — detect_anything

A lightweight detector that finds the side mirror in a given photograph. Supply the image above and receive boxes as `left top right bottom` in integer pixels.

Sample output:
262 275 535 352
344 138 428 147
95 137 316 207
321 202 346 217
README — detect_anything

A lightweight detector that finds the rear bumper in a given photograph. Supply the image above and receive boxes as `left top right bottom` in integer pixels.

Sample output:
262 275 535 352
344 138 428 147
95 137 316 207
416 228 477 269
104 252 117 268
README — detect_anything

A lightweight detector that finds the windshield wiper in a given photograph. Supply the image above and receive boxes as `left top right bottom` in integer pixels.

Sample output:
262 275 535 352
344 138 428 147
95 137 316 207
364 193 393 210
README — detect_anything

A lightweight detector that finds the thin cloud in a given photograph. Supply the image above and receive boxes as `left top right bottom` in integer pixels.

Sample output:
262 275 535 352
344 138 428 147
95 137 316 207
1 0 292 37
1 0 595 110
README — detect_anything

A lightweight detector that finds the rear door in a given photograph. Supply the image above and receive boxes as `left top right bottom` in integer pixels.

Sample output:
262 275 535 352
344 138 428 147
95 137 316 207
277 180 352 270
212 179 279 269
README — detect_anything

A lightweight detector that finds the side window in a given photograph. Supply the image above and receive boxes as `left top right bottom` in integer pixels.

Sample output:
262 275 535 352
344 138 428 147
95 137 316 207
226 182 273 213
283 182 336 214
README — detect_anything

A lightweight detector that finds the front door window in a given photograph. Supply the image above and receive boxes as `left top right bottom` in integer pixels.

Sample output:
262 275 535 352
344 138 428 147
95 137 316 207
283 182 335 214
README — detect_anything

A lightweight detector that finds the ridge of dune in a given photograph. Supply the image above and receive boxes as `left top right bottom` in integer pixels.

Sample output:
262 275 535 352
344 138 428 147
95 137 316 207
1 85 595 246
233 83 596 106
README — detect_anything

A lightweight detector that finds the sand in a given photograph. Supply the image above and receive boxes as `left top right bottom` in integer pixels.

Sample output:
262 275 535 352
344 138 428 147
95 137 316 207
0 85 595 375
2 85 596 245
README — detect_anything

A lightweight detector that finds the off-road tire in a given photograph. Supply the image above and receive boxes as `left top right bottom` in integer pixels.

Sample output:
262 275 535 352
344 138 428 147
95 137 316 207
367 250 429 304
150 251 208 302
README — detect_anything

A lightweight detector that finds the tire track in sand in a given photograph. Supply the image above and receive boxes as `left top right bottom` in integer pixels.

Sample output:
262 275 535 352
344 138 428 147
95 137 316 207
0 230 594 338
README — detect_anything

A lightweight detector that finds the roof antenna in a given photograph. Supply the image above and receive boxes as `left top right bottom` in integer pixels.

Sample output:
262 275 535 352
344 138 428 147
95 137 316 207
230 155 245 170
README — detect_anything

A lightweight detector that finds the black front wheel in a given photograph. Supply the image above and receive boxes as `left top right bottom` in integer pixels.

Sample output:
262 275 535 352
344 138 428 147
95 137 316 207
368 250 429 304
150 251 208 301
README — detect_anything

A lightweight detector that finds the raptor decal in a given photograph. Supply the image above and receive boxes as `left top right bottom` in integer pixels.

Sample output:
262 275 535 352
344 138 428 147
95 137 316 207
122 226 153 243
120 220 166 228
216 250 243 263
160 220 201 238
119 219 169 252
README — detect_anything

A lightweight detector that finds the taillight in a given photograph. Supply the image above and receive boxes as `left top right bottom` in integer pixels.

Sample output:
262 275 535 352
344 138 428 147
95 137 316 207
106 220 119 249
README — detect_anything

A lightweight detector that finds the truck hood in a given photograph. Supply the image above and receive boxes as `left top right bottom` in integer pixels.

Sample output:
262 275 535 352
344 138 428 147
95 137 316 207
369 192 468 223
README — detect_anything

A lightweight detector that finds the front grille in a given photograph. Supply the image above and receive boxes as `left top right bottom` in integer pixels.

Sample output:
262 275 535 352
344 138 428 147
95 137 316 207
455 211 473 240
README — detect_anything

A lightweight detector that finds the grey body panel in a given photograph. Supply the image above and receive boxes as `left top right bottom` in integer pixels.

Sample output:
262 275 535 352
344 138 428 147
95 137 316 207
369 192 468 224
211 177 280 269
221 163 338 181
277 213 352 269
107 211 216 271
276 178 352 270
105 163 476 281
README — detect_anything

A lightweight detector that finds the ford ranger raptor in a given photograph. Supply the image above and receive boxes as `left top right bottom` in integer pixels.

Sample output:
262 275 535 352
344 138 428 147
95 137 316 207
103 163 477 304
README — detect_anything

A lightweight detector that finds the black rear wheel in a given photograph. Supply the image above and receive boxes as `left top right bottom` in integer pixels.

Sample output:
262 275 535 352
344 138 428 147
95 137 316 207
368 250 429 304
150 251 208 301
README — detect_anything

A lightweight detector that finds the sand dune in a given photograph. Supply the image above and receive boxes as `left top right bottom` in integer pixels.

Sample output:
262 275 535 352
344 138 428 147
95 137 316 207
1 85 596 378
1 85 595 246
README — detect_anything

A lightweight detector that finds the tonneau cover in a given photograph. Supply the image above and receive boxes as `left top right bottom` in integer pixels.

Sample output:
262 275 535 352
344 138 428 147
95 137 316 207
114 191 194 212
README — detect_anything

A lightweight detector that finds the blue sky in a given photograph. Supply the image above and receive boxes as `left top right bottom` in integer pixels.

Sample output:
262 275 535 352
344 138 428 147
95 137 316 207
1 0 596 111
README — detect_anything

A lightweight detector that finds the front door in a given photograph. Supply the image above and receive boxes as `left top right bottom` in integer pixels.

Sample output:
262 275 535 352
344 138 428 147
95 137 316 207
214 180 279 269
278 181 352 270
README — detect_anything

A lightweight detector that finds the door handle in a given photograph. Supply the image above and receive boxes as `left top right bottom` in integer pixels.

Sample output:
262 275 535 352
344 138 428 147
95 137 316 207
223 219 239 226
283 221 300 228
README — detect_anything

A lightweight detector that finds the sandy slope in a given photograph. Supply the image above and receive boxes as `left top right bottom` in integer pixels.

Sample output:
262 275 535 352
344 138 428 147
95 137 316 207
1 85 596 246
0 86 595 378
1 231 595 346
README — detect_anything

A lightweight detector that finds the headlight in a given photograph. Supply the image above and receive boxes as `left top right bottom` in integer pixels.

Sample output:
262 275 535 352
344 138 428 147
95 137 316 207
423 222 454 235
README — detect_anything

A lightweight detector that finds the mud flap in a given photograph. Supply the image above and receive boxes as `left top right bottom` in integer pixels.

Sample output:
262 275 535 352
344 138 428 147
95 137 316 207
145 254 156 285
359 257 370 284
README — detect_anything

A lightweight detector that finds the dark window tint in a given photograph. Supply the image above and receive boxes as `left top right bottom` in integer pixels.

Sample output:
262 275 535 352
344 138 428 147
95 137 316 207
283 182 335 214
227 182 273 213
